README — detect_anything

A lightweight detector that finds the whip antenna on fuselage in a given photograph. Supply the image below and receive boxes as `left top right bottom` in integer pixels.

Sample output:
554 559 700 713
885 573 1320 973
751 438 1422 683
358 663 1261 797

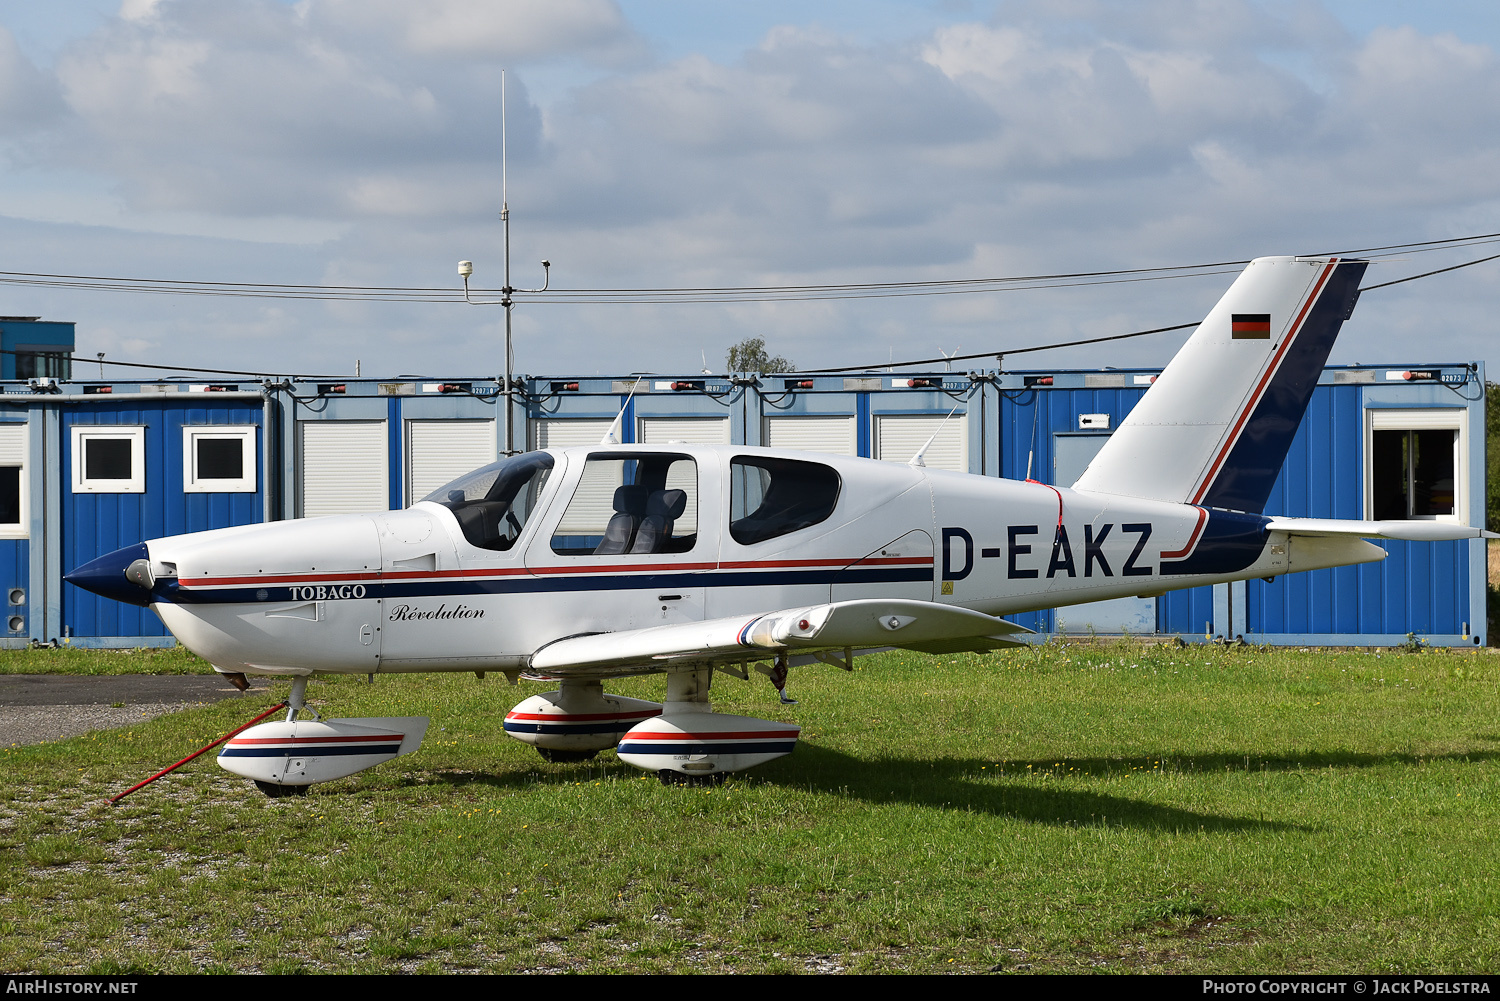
908 405 961 468
601 378 646 445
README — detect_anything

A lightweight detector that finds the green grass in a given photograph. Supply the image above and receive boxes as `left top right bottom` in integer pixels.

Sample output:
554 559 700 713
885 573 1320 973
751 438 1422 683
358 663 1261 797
3 641 1500 973
0 644 206 675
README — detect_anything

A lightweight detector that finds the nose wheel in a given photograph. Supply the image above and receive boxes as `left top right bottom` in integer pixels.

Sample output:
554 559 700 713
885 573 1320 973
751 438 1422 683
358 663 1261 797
658 769 727 787
253 780 309 798
536 747 600 763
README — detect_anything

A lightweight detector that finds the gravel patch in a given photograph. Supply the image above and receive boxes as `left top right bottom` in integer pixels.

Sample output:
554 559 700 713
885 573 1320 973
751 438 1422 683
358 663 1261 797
0 675 263 746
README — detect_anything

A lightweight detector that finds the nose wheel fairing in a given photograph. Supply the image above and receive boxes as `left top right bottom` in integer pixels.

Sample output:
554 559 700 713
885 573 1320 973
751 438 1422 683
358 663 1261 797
218 716 429 788
616 705 800 777
503 681 663 754
505 669 802 778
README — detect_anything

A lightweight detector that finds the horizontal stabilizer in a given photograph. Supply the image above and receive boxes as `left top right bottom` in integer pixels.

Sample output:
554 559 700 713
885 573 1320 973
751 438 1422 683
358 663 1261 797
528 599 1033 676
1266 518 1497 542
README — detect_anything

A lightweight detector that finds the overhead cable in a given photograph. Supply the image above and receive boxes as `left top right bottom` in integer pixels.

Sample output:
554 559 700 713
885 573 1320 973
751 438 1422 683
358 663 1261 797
0 229 1495 305
801 243 1500 374
6 232 1497 379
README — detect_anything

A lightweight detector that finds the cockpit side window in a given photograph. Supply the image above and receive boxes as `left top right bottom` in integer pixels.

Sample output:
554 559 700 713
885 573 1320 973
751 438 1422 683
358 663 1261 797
551 453 698 556
421 451 554 552
730 456 841 545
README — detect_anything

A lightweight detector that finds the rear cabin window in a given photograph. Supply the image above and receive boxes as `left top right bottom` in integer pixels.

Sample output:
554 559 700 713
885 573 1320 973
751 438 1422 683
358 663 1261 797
423 451 553 552
551 453 697 556
729 456 841 545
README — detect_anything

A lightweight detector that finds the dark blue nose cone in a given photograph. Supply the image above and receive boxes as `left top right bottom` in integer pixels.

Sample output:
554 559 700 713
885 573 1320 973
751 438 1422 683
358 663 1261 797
65 542 154 607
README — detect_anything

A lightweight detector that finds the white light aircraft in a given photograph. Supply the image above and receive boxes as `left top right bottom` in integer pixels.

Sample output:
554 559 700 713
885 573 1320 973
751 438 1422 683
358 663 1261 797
66 256 1492 795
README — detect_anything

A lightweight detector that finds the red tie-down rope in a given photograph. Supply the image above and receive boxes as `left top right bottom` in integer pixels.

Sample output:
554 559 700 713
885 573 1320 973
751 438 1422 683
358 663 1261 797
108 700 289 805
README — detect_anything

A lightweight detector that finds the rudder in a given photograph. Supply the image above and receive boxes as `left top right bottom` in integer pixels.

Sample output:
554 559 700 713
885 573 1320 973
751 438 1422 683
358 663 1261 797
1071 255 1367 513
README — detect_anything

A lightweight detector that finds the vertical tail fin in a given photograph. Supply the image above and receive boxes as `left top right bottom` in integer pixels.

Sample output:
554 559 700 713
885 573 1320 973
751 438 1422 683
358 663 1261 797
1071 255 1367 513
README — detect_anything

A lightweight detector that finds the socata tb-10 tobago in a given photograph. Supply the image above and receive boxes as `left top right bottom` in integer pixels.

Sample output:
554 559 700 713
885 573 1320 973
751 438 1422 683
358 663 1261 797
66 255 1492 795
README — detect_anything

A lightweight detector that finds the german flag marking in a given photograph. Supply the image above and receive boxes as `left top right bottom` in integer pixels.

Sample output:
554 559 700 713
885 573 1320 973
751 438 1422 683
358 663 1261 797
1231 313 1271 339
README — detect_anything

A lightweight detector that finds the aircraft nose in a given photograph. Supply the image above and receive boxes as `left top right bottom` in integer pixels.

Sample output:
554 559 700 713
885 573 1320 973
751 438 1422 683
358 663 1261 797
64 542 156 607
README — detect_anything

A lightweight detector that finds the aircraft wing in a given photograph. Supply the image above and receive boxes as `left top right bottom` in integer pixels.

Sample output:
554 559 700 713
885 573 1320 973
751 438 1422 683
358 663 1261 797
1265 518 1498 542
527 598 1034 678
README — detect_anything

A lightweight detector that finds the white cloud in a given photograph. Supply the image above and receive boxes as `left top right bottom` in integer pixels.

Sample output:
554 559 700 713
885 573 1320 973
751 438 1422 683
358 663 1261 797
0 1 1496 378
310 0 643 63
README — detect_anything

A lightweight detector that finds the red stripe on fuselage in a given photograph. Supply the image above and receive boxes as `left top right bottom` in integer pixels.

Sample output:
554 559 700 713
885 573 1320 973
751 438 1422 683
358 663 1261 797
1159 506 1207 560
181 556 933 590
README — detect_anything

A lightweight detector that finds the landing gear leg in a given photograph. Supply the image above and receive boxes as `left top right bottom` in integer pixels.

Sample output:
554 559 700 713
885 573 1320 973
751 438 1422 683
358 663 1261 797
283 678 313 723
284 675 321 723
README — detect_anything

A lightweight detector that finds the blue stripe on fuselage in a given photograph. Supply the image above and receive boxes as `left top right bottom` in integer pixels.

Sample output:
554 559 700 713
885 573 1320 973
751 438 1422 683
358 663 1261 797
1159 509 1270 576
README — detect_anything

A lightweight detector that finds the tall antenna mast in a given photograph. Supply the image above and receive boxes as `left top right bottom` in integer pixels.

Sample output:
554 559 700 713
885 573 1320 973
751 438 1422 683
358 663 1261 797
501 69 513 455
457 68 550 457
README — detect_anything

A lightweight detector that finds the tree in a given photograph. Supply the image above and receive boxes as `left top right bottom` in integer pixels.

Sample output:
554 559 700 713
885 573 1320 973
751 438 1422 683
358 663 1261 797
1488 381 1499 531
726 337 793 374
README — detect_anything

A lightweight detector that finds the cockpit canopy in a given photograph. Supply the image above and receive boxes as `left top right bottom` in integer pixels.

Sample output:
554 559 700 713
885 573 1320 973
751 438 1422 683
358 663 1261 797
423 447 844 555
422 451 553 551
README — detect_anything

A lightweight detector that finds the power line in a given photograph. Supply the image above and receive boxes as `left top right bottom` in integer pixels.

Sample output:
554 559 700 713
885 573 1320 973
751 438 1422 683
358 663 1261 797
802 245 1500 374
0 230 1495 306
5 233 1497 379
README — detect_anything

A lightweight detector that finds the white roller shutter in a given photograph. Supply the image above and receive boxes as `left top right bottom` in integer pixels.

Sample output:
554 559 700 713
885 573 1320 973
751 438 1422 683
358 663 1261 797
301 421 388 517
407 420 497 505
0 423 26 538
530 419 614 449
875 414 967 471
764 416 856 456
638 417 729 445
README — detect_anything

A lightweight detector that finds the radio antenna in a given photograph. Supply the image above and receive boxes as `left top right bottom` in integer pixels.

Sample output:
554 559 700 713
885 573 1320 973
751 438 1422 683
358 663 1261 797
457 68 551 456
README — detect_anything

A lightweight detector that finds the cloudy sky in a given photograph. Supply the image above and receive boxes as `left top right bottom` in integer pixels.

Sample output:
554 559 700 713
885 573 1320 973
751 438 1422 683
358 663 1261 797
0 0 1495 380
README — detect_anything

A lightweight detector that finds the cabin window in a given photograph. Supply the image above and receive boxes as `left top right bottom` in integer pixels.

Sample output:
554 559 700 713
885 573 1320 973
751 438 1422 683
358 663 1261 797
551 453 697 556
424 450 554 552
183 426 257 493
1366 409 1466 522
0 424 25 538
71 426 145 494
729 456 841 545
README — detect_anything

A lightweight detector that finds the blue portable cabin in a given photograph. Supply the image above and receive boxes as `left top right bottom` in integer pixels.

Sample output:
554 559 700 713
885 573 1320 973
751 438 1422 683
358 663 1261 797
1 382 268 648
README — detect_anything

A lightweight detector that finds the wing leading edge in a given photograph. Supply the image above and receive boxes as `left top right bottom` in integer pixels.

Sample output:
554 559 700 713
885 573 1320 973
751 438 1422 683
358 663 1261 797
527 598 1034 678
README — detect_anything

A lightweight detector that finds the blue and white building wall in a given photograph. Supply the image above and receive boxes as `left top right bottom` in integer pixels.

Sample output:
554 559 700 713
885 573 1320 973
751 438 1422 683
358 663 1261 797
13 389 268 647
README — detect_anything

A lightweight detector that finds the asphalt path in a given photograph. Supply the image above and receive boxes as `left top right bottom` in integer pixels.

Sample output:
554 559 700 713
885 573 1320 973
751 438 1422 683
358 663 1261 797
0 674 267 746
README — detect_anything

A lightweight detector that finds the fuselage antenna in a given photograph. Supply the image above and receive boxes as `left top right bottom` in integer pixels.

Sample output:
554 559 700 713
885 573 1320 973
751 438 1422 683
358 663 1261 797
908 405 961 468
601 378 646 445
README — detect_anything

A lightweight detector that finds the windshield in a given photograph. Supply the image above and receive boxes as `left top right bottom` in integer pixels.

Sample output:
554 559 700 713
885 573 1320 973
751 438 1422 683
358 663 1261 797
421 451 555 551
